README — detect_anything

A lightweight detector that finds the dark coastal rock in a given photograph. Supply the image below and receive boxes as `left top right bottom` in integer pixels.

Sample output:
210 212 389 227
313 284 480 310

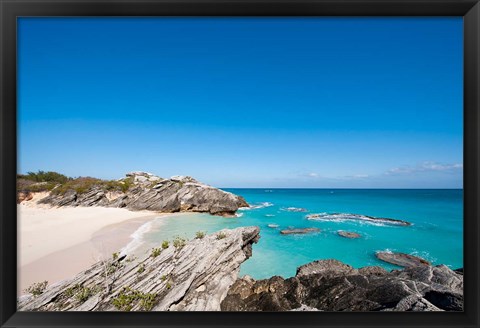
18 226 260 311
221 260 463 312
337 231 361 239
37 172 248 216
280 228 320 235
306 213 411 226
376 251 430 267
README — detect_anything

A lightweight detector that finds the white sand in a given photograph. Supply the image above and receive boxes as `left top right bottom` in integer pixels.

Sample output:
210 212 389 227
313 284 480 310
18 205 157 266
17 196 170 295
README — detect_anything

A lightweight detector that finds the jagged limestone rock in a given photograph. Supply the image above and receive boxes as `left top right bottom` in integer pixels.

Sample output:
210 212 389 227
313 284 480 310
18 226 260 311
37 173 248 215
221 260 463 312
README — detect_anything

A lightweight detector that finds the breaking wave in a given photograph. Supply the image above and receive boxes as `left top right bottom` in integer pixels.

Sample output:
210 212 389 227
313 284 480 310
239 202 274 210
306 213 411 227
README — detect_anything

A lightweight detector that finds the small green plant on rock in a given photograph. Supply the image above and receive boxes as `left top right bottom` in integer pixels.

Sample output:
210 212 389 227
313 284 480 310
195 231 206 239
150 248 161 258
173 236 186 249
111 287 158 311
74 286 93 303
137 264 145 274
216 232 227 240
112 252 119 261
25 281 48 296
161 240 169 249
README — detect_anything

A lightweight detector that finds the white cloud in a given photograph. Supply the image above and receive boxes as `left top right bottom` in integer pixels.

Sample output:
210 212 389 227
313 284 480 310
385 161 463 175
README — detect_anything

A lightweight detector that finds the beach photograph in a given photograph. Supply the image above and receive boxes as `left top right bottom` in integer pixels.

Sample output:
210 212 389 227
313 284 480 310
17 17 463 311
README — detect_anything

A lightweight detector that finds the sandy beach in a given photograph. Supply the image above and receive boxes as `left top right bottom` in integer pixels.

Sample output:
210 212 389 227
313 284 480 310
17 197 166 296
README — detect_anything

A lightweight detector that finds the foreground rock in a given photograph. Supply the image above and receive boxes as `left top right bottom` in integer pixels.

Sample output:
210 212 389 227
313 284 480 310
36 172 248 216
376 251 431 267
18 227 260 311
221 259 463 311
280 228 320 235
306 213 411 226
337 231 361 239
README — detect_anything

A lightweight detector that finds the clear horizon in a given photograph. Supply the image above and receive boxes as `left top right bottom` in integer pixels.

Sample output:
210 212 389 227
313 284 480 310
18 17 463 188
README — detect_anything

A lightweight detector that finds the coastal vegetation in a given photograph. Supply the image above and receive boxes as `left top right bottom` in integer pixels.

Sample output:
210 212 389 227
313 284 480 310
24 281 48 296
16 170 134 195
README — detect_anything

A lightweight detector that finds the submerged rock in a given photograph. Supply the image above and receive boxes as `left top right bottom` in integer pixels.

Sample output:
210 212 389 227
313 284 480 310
376 251 430 267
282 207 308 212
280 228 320 235
37 172 248 216
337 231 361 239
18 226 260 311
221 259 463 312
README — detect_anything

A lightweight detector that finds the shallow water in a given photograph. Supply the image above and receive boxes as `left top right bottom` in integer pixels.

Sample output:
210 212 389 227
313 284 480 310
134 189 463 279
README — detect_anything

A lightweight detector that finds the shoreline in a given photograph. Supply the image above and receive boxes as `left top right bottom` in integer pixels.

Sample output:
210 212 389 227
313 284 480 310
17 200 189 296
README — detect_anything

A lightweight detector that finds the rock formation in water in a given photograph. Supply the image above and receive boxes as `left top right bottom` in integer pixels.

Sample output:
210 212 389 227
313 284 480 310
221 259 463 311
18 226 260 311
376 251 431 267
280 228 320 235
34 172 248 216
337 231 361 239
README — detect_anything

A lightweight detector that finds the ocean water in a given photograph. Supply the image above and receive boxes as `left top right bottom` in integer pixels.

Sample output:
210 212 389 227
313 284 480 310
130 189 463 279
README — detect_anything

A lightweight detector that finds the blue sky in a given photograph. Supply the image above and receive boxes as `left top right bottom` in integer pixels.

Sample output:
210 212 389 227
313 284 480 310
18 17 463 188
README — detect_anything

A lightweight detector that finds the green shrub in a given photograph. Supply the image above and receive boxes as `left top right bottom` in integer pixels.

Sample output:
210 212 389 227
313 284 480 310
160 275 168 282
20 171 70 184
24 281 48 296
112 252 119 261
161 241 169 249
74 286 93 303
173 236 186 249
150 248 161 258
111 287 158 311
137 264 145 274
216 232 227 240
195 231 206 239
139 293 158 311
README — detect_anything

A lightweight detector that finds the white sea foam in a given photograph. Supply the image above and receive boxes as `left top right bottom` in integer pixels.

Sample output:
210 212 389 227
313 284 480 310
306 212 409 227
265 214 275 217
120 219 156 256
239 202 274 210
235 212 244 218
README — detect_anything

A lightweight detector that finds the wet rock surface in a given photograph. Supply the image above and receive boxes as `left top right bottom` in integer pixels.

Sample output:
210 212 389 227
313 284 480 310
376 251 431 267
280 228 320 235
337 231 361 239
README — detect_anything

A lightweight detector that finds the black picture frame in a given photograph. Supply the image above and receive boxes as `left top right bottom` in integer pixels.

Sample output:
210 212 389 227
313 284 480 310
1 0 479 327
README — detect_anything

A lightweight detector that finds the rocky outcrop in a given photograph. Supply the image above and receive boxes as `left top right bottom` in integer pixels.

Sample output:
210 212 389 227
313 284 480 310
337 231 361 239
37 172 248 216
280 228 320 235
18 227 260 311
221 259 463 311
306 213 412 226
376 251 431 267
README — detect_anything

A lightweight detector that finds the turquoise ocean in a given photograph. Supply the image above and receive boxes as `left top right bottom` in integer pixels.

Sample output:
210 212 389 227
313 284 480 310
128 189 463 279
